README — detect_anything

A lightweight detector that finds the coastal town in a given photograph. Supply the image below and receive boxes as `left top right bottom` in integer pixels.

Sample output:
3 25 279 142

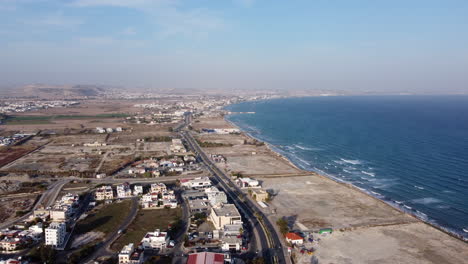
0 85 467 264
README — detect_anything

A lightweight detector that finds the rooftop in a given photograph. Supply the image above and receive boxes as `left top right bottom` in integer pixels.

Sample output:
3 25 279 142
212 204 241 218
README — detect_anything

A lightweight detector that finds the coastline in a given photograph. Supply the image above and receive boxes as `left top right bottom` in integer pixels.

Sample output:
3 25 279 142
223 111 468 243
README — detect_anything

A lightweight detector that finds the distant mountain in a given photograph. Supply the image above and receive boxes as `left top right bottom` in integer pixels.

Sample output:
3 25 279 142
4 84 106 99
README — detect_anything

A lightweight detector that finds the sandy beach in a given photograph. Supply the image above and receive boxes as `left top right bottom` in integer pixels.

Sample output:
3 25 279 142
193 115 468 264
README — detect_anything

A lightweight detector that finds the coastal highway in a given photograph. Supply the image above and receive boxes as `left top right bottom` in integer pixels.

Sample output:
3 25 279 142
181 129 289 264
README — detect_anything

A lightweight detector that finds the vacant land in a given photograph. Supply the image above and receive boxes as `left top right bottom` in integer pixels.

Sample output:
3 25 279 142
313 222 468 264
262 175 468 263
111 207 182 251
75 200 132 236
192 117 302 176
0 146 38 168
0 195 37 222
4 113 129 125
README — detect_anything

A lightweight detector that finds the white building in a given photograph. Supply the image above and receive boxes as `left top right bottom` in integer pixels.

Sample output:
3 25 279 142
140 229 168 250
180 177 212 189
150 183 167 193
119 243 134 264
45 222 66 248
205 187 228 206
117 183 132 198
170 139 186 153
235 178 260 188
209 204 242 230
133 185 143 196
95 185 114 200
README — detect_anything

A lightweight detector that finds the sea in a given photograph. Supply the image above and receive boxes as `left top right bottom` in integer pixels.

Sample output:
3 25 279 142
225 95 468 240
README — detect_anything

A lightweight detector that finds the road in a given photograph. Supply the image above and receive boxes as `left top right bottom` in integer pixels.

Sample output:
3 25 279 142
83 197 139 263
0 179 70 230
181 129 289 264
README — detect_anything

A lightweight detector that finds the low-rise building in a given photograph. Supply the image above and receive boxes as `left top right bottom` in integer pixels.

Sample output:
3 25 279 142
95 185 114 200
0 238 22 252
235 178 260 188
133 185 143 196
140 229 168 250
285 232 304 245
117 183 132 198
181 177 212 189
50 210 67 222
118 243 144 264
150 183 167 193
45 222 66 248
251 189 269 202
205 187 227 206
186 252 225 264
209 204 242 230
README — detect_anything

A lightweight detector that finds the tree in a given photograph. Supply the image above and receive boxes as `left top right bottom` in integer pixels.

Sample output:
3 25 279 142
276 217 289 235
39 245 56 264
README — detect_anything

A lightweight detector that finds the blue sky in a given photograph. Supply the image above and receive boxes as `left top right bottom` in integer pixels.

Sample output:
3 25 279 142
1 0 467 92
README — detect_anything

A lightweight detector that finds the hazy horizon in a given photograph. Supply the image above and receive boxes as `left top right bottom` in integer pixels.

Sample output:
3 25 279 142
1 0 467 93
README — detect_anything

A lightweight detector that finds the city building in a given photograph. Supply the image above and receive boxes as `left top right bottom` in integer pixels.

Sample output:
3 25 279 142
181 177 212 189
170 139 187 153
117 183 132 198
140 229 168 250
133 185 143 196
0 238 22 252
45 222 66 248
205 187 228 206
209 204 242 230
186 252 225 264
118 243 144 264
95 185 114 200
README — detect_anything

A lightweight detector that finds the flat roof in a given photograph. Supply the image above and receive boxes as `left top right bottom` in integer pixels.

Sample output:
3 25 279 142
212 204 241 218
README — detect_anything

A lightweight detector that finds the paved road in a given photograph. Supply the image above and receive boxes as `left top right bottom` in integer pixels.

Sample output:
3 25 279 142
83 197 139 264
0 179 70 230
181 130 289 264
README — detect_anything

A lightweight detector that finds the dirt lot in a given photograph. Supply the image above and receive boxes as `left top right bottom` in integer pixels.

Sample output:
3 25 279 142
191 117 234 130
0 145 38 168
312 222 468 264
0 195 37 222
262 175 468 263
196 133 302 176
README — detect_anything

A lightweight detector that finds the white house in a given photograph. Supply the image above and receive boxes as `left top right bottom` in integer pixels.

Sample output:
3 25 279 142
140 229 168 250
117 183 132 198
133 185 143 196
235 178 260 188
180 177 212 189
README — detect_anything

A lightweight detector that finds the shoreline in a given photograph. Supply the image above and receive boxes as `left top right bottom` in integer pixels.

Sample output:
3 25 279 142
223 112 468 243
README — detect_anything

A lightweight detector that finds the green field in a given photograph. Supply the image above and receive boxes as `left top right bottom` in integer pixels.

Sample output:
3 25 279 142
4 113 129 125
111 207 182 251
75 200 132 236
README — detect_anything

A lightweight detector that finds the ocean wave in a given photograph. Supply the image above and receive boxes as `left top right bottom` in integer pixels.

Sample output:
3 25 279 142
293 144 321 151
361 170 375 177
340 158 362 165
414 185 425 190
411 197 442 205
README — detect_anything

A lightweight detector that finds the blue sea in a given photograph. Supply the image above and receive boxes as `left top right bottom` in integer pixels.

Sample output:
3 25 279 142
225 96 468 239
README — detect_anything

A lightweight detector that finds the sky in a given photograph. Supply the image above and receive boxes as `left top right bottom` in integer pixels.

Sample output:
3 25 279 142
1 0 467 92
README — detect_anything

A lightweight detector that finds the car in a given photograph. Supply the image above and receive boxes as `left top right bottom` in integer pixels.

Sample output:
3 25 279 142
117 229 123 234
